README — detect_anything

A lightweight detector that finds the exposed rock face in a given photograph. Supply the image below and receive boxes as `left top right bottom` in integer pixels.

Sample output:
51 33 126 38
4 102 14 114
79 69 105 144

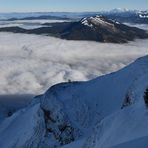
42 108 76 146
35 90 79 147
144 88 148 107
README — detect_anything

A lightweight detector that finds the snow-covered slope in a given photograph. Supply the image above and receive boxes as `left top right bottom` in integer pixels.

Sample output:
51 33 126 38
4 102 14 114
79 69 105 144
0 55 148 147
39 55 148 147
40 55 148 130
83 57 148 148
110 135 148 148
81 15 119 28
84 103 148 148
0 104 45 148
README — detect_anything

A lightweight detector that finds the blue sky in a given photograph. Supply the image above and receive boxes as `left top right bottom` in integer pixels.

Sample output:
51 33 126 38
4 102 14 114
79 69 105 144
0 0 147 12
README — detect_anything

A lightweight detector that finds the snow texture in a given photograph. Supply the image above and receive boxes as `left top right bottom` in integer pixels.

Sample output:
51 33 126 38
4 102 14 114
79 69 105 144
0 104 45 148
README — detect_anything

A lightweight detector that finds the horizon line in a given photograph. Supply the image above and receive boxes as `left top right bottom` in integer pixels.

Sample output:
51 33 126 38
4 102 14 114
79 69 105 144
0 8 147 14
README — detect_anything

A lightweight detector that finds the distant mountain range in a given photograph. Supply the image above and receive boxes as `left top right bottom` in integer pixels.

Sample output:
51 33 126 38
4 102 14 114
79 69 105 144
103 9 148 24
0 9 148 24
0 15 147 43
6 15 70 21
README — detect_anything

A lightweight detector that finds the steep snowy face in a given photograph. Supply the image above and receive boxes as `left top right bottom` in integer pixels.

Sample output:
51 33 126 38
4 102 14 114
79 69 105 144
39 55 148 138
83 56 148 148
110 135 148 148
1 55 148 148
0 104 45 148
39 91 79 147
0 96 78 148
84 104 148 148
85 80 148 148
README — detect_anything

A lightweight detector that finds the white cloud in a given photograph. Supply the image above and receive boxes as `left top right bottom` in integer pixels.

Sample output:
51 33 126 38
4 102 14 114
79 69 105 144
0 32 148 95
0 20 71 29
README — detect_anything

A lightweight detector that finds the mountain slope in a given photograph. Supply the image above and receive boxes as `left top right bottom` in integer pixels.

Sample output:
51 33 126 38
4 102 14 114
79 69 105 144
0 55 148 147
84 101 148 148
0 104 45 148
111 135 148 148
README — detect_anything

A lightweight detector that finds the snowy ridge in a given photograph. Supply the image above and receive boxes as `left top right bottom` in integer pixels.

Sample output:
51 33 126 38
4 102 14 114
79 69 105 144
42 55 148 125
81 17 93 27
81 15 118 28
139 11 148 18
84 105 148 148
40 55 148 147
83 56 148 148
0 104 45 148
0 55 148 147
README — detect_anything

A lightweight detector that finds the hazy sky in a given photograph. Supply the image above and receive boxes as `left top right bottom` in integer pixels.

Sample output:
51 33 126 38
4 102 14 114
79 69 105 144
0 0 147 12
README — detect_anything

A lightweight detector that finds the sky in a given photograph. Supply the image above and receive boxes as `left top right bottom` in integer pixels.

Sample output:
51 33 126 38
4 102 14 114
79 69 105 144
0 0 147 12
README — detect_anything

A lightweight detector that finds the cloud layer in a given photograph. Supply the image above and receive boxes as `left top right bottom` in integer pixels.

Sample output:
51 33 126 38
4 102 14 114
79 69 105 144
0 20 71 29
0 32 148 95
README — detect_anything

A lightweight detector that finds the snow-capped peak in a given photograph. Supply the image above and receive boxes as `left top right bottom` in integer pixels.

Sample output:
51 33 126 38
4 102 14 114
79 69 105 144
81 17 93 27
109 8 139 14
111 8 130 13
0 55 148 147
81 15 115 28
138 11 148 18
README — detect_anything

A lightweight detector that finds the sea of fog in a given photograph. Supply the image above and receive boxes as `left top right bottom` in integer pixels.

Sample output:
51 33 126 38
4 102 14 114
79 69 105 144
0 19 71 29
0 32 148 95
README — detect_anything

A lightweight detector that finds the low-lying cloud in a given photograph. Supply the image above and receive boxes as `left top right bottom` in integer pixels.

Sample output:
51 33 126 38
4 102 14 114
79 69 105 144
0 32 148 95
0 19 71 29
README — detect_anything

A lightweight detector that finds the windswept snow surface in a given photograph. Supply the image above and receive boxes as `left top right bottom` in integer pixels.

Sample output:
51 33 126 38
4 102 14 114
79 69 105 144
83 57 148 148
40 55 148 148
61 139 85 148
0 104 45 148
0 32 148 95
0 94 33 121
111 136 148 148
85 105 148 148
40 56 148 132
1 56 148 147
